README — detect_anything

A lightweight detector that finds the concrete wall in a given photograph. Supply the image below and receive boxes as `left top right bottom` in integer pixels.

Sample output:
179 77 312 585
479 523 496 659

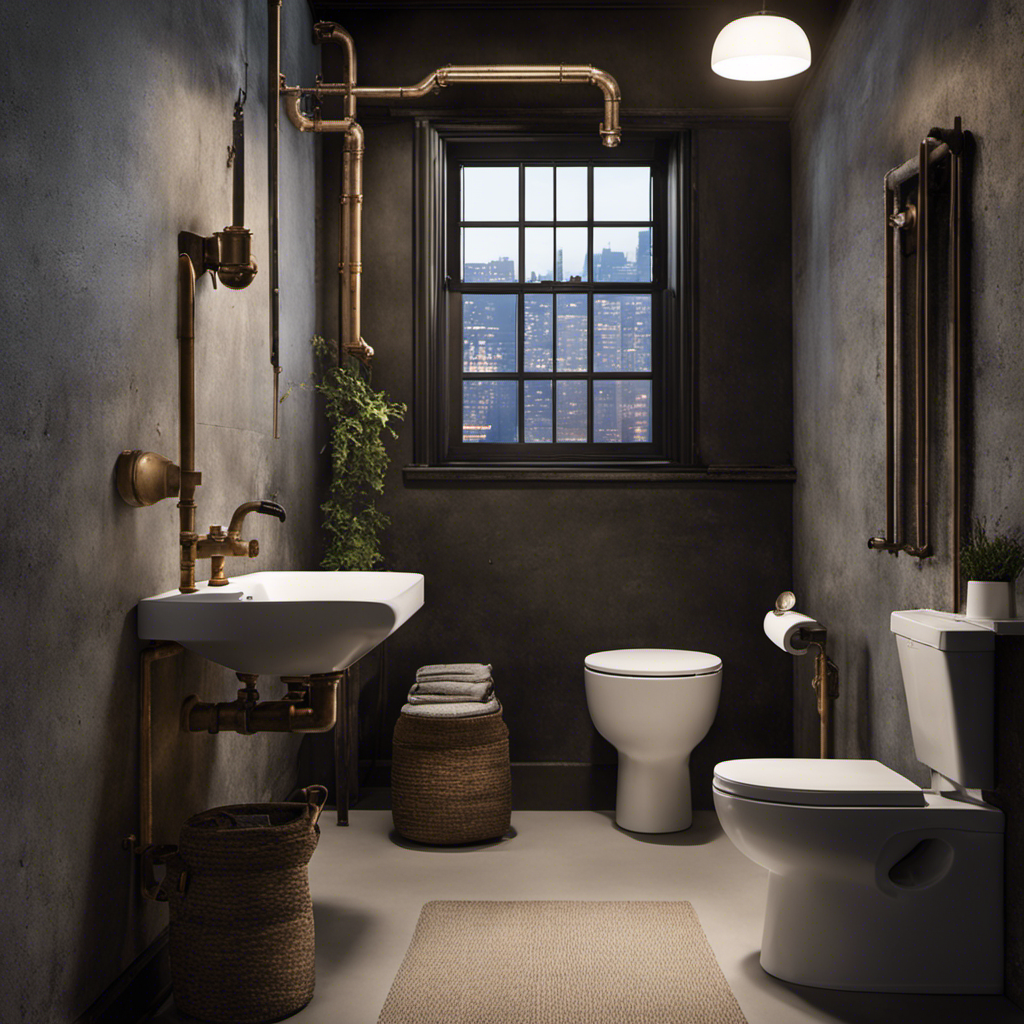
792 0 1024 1002
315 9 800 805
0 2 321 1020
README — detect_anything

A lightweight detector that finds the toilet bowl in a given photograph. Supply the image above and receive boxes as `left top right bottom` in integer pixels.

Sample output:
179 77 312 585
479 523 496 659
713 609 1005 993
713 757 1003 992
585 648 721 833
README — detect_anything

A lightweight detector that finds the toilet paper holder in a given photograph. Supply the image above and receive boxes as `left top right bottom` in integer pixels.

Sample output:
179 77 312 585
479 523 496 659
773 593 839 759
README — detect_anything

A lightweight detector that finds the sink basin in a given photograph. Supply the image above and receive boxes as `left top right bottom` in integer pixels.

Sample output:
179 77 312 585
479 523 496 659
137 570 424 676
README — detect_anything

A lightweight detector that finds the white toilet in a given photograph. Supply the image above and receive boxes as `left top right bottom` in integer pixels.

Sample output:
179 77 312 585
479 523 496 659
713 610 1004 993
585 648 722 833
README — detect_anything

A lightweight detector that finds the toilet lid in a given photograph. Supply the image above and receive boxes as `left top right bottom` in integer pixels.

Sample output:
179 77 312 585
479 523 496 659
713 758 926 806
585 649 722 678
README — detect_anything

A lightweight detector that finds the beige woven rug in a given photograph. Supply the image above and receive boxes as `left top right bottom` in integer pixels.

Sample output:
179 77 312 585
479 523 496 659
377 900 748 1024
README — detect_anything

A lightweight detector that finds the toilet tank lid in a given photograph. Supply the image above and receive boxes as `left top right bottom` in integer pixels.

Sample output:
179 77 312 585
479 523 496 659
713 758 926 806
585 649 722 677
890 610 996 651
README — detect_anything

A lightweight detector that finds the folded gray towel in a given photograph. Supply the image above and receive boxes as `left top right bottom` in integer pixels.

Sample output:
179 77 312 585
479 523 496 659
408 679 494 703
416 663 492 684
400 697 502 719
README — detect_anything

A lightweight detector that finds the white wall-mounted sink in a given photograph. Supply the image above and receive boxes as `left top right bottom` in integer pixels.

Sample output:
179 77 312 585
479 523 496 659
137 571 424 676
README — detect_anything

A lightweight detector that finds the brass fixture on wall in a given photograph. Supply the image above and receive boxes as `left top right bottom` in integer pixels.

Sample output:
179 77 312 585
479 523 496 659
267 1 623 379
868 118 969 612
116 92 279 593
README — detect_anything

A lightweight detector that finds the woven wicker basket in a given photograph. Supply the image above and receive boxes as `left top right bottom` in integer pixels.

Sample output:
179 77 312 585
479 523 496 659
165 786 327 1024
391 709 511 845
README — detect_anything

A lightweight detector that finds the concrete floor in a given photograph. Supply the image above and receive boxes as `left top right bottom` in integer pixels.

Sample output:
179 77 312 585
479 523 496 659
154 808 1024 1024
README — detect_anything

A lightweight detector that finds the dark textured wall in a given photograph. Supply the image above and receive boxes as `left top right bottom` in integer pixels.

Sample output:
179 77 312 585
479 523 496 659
0 2 321 1020
792 0 1024 1003
315 9 799 804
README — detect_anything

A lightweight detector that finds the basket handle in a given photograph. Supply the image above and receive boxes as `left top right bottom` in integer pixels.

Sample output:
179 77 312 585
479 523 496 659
302 785 329 826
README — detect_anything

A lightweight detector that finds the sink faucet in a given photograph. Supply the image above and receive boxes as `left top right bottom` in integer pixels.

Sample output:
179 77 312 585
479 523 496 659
197 500 286 587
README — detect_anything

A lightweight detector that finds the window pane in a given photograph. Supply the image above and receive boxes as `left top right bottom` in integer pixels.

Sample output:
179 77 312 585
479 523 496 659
593 227 652 282
462 166 518 221
525 228 554 282
594 166 651 221
593 294 652 372
463 380 518 443
556 227 589 282
556 166 587 220
594 381 652 442
524 295 553 371
462 295 518 372
556 380 588 442
525 166 554 220
556 294 588 372
462 228 518 282
524 380 553 442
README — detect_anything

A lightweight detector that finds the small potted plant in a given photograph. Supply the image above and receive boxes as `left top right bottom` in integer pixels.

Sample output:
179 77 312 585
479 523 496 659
961 520 1024 619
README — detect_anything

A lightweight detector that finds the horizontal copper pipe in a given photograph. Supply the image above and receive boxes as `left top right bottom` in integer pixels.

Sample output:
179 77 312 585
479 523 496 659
182 675 340 734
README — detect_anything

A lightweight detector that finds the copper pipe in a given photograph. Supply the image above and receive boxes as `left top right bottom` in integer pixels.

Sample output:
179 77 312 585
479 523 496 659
279 19 624 368
951 139 962 610
349 64 621 146
269 0 282 437
123 642 182 901
177 254 199 593
345 122 371 360
801 630 836 759
869 184 901 553
281 88 355 133
906 137 933 558
314 22 356 119
183 674 341 734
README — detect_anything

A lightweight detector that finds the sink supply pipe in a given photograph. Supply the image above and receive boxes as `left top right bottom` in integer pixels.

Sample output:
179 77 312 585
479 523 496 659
270 2 622 370
182 672 343 734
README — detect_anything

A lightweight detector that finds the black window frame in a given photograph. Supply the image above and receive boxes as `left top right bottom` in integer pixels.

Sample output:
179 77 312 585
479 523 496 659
412 122 694 471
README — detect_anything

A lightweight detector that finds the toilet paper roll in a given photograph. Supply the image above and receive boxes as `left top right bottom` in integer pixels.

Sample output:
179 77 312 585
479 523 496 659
763 610 821 655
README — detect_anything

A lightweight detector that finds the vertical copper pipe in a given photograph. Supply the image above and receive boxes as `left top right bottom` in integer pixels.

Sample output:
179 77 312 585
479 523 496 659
339 143 352 361
269 0 282 437
911 138 931 556
817 646 829 759
951 146 962 610
884 184 896 545
867 183 902 553
177 254 198 593
347 123 365 359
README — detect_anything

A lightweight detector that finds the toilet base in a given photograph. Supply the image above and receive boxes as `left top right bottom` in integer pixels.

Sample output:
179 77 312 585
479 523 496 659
615 754 691 833
760 834 1003 993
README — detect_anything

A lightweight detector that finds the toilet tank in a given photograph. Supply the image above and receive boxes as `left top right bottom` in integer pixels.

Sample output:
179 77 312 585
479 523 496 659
890 610 995 789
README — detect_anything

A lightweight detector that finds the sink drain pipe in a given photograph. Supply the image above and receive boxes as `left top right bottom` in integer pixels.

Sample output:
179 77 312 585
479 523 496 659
181 672 342 734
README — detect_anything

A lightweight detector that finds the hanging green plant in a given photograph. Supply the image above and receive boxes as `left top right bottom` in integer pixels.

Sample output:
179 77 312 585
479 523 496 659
311 335 405 570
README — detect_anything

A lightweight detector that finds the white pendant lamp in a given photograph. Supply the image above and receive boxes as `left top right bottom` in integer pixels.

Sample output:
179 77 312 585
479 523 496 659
711 6 811 81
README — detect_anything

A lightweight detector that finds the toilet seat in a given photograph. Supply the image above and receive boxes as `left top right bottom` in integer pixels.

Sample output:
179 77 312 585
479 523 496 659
585 648 722 678
713 757 926 806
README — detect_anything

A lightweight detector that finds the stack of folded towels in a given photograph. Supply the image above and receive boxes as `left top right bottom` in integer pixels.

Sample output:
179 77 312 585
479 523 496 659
401 663 500 718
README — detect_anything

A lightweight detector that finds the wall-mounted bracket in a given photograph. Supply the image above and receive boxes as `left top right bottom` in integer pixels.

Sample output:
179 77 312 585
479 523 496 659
178 230 220 282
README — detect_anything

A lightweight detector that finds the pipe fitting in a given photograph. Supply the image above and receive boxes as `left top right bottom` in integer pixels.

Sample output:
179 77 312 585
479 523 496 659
182 674 341 735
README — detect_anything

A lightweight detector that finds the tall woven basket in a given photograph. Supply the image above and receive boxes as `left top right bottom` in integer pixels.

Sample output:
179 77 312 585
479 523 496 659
392 709 511 844
165 786 327 1024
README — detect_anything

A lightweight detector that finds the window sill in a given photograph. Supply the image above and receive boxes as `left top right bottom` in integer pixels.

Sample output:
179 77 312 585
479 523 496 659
402 464 796 484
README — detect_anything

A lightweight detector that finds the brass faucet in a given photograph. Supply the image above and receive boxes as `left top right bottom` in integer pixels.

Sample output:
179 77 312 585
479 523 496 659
197 500 286 586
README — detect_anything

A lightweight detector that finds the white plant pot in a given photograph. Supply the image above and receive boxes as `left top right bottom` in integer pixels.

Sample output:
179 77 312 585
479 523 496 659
965 580 1017 620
